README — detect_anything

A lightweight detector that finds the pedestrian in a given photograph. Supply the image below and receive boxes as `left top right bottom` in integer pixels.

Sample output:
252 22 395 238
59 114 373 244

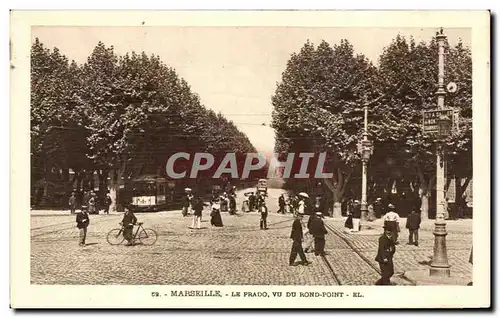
310 212 328 256
82 190 90 207
210 198 224 227
289 211 311 266
121 209 138 245
375 224 396 285
248 192 256 211
76 205 90 246
190 196 204 229
303 213 314 253
259 202 268 230
297 193 309 215
405 209 421 246
229 192 237 215
103 193 112 214
220 192 228 212
383 204 400 244
373 198 384 218
88 194 96 215
344 211 354 232
367 202 375 221
278 194 286 214
182 189 192 217
314 195 323 215
68 192 77 214
352 200 361 232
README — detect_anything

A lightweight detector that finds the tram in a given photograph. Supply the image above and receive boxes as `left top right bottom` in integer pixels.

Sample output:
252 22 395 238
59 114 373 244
256 178 268 196
128 175 172 212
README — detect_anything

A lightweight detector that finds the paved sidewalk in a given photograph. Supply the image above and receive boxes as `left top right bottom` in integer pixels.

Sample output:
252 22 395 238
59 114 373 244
325 219 472 285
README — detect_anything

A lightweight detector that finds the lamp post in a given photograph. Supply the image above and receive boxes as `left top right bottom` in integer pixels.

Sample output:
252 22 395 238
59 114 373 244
358 104 373 222
430 28 451 277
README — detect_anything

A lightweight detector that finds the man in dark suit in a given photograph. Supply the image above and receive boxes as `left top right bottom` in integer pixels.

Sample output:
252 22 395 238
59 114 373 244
405 210 421 246
309 212 328 256
76 206 90 246
375 225 396 285
289 211 311 266
121 210 138 245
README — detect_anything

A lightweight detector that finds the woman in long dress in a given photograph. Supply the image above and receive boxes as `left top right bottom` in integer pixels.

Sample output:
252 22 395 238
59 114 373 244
210 199 224 227
344 212 354 232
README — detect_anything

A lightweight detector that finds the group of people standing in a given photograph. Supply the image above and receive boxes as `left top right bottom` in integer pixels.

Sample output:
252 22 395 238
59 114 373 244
69 190 112 215
181 188 226 229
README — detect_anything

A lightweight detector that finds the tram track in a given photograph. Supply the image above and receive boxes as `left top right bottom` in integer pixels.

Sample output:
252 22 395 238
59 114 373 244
31 215 122 238
323 222 417 286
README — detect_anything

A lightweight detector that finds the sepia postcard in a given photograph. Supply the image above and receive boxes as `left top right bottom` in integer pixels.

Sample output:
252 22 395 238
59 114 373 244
10 10 490 309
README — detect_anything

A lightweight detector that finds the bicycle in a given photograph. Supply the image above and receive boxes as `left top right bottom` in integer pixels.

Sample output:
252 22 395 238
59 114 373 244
106 222 158 246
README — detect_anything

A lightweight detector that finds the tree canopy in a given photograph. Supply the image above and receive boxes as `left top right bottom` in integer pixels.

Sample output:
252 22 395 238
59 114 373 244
31 39 256 208
272 34 472 218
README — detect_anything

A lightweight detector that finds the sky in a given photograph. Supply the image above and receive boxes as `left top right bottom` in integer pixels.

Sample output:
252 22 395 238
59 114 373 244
32 27 471 154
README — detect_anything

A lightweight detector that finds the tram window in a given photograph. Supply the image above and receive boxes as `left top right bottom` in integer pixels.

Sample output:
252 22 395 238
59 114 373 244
133 183 156 196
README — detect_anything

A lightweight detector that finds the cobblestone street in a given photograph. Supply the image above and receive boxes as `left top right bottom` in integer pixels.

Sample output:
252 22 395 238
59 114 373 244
31 188 472 286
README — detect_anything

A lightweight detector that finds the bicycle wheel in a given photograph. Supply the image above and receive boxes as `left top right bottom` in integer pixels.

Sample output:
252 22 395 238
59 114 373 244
138 228 158 246
106 228 125 245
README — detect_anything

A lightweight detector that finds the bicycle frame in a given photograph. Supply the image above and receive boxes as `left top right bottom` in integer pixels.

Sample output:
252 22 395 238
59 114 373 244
118 223 144 240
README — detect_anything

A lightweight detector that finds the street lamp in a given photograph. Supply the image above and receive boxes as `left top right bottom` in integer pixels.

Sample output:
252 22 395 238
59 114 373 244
437 115 452 139
430 28 451 277
357 105 374 223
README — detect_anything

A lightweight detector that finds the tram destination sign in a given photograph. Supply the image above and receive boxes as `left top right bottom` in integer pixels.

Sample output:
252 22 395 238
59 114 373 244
422 108 457 134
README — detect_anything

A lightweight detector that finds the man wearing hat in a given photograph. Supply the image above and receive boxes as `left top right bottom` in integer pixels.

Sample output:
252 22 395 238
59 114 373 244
383 204 400 244
76 205 90 246
375 224 396 285
289 211 311 266
309 212 328 256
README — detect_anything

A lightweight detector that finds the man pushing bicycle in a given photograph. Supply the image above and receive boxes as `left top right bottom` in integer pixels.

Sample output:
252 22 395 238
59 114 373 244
121 209 137 245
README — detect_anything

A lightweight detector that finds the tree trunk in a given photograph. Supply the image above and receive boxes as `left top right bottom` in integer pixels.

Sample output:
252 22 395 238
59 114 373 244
62 168 70 196
323 175 344 219
331 188 343 219
90 170 96 192
75 171 82 192
420 192 429 220
98 169 108 196
109 170 119 213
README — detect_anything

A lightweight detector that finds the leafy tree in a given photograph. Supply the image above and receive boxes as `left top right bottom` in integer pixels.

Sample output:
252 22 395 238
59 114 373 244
374 35 472 219
31 38 87 203
272 40 381 217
